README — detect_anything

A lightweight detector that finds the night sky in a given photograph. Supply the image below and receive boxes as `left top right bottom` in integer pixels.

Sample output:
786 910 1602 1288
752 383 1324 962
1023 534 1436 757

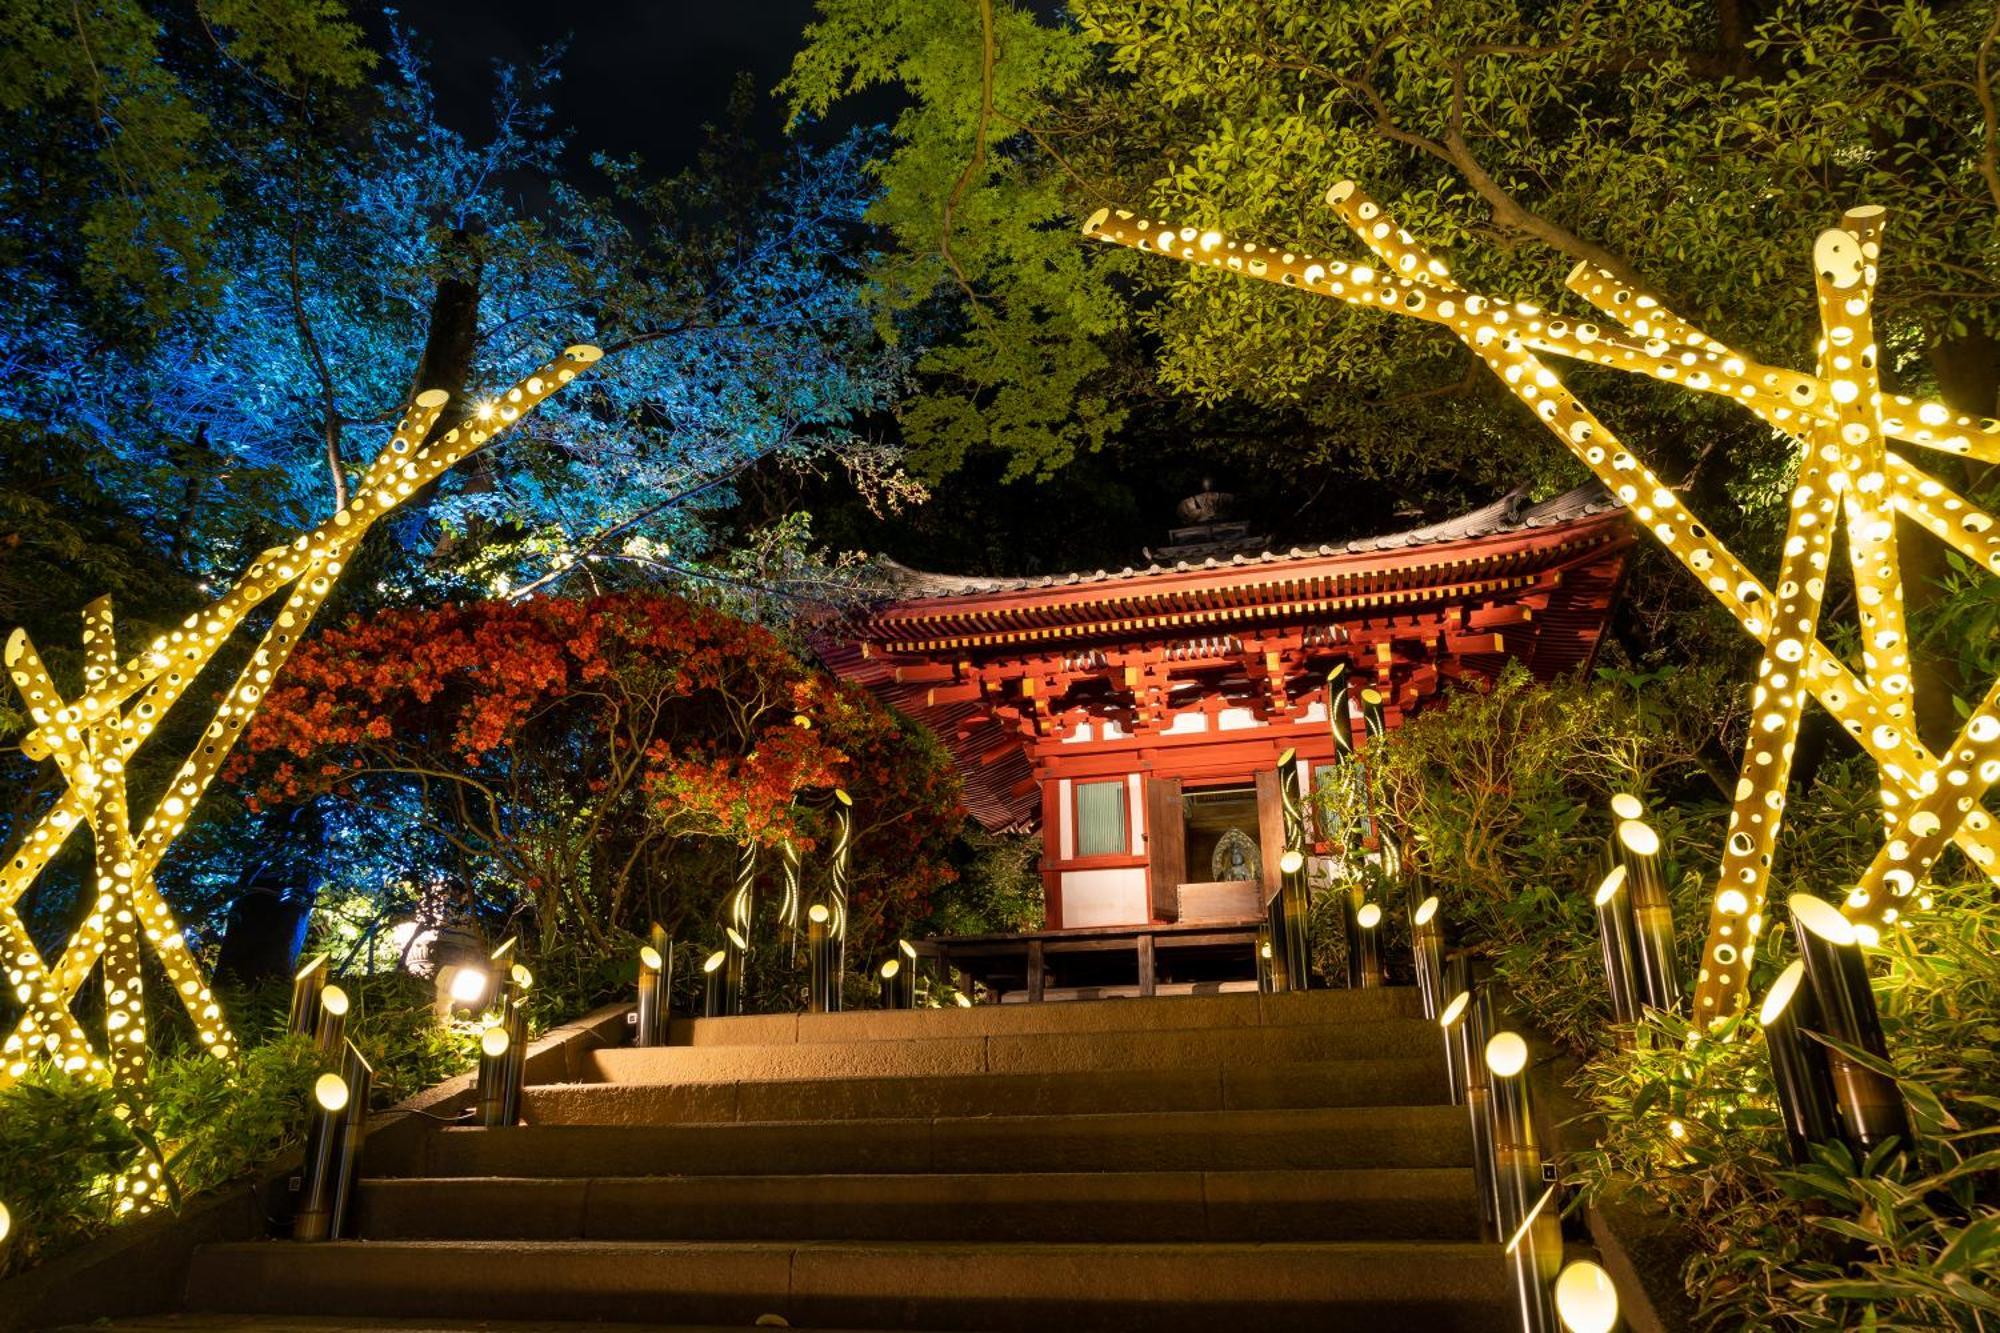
381 1 852 176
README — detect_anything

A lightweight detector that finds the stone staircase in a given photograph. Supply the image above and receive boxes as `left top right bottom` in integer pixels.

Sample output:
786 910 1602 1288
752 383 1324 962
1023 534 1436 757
174 988 1514 1331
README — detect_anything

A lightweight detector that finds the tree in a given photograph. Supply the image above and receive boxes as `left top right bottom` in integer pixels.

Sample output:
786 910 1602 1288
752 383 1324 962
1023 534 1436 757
786 1 2000 505
229 592 963 954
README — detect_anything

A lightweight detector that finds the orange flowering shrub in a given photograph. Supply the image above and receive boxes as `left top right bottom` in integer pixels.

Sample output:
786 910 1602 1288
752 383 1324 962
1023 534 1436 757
231 593 962 950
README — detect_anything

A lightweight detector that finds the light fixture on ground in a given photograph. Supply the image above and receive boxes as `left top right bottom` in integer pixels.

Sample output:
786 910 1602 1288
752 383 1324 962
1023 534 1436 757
1256 926 1275 993
702 948 727 1017
1270 845 1309 993
806 905 836 1013
722 927 749 1017
288 954 328 1036
1554 1259 1620 1333
494 960 531 1126
879 957 906 1009
1789 893 1912 1155
292 1069 352 1241
475 1021 512 1129
899 938 920 1006
1443 988 1497 1233
1592 866 1641 1033
1438 989 1470 1106
1614 820 1682 1014
1488 1031 1561 1333
1354 902 1385 988
313 983 349 1058
636 942 670 1047
1274 751 1313 989
1409 892 1444 1019
1757 960 1839 1164
327 1040 373 1237
434 962 490 1023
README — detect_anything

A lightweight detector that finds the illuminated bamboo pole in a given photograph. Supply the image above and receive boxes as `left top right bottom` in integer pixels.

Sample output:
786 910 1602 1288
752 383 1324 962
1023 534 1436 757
1445 986 1499 1234
1592 866 1641 1031
495 959 531 1126
292 1067 353 1241
1790 894 1912 1156
779 835 804 965
1354 902 1385 988
807 905 836 1013
1439 990 1471 1111
0 344 604 1091
878 957 906 1009
475 1020 512 1129
1080 192 2000 1023
1757 960 1840 1164
636 933 671 1047
326 1040 373 1239
1256 926 1276 994
313 983 350 1059
1409 892 1444 1019
702 948 727 1018
288 954 329 1037
1488 1031 1560 1333
899 939 919 1007
1277 749 1312 989
722 928 748 1018
827 789 853 1000
1613 821 1681 1015
1265 859 1295 993
1438 959 1469 1105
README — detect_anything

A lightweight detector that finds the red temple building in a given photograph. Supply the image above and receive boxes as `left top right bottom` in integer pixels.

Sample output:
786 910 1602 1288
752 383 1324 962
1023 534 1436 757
826 482 1632 994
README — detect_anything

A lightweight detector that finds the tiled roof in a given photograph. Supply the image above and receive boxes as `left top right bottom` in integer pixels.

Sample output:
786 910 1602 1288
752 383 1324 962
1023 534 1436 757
875 482 1621 601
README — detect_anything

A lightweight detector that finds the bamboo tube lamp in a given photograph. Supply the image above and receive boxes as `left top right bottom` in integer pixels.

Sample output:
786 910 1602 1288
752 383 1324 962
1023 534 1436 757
1354 902 1385 988
1615 820 1682 1014
1488 1031 1560 1333
702 948 727 1018
1790 894 1912 1155
288 954 328 1037
292 1069 352 1241
1554 1259 1621 1333
1757 960 1839 1163
1592 866 1641 1031
1410 893 1444 1019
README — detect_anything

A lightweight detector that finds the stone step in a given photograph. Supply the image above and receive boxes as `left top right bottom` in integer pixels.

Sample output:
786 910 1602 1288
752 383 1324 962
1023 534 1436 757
525 1056 1448 1125
660 987 1422 1050
60 1312 908 1320
353 1167 1481 1242
590 1016 1444 1086
398 1105 1472 1179
185 1239 1512 1332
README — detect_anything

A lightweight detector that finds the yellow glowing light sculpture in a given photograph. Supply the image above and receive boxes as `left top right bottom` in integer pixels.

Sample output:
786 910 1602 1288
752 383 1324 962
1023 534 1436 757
1 344 603 1089
1084 188 2000 1023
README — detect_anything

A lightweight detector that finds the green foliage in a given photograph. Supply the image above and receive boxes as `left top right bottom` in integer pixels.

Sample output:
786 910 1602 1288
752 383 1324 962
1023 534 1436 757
0 0 372 325
787 0 2000 521
783 0 1131 479
0 1069 139 1276
1571 889 2000 1330
923 826 1045 937
0 1035 317 1280
1329 662 1736 1051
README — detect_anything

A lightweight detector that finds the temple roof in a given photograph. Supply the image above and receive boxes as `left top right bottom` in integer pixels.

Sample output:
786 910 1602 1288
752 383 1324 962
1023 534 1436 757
873 482 1620 600
822 481 1631 831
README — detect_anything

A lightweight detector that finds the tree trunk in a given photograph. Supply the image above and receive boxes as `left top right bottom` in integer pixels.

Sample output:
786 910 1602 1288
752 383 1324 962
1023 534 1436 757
1906 330 2000 747
411 228 483 443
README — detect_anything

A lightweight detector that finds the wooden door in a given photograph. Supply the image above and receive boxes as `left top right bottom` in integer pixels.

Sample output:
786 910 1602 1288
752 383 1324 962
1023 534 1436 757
1255 768 1286 907
1144 776 1186 921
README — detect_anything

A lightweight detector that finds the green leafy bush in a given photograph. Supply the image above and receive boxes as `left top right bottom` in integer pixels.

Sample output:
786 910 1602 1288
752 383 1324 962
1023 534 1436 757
1321 662 1734 1051
0 1036 316 1280
1571 890 2000 1330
